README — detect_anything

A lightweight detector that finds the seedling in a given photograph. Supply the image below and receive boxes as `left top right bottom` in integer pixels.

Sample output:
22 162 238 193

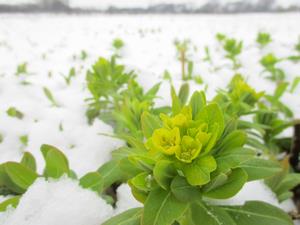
43 87 59 107
112 38 124 57
256 32 272 48
80 50 88 61
15 62 28 76
260 53 285 82
6 107 24 119
19 135 28 147
223 38 243 70
174 39 191 80
61 67 76 85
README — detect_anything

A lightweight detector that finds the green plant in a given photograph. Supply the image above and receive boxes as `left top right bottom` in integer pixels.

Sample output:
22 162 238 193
223 38 243 70
80 50 88 60
174 39 191 80
260 53 285 82
61 67 76 85
214 74 264 117
43 87 59 107
86 56 168 139
112 38 125 57
6 107 24 119
256 32 272 48
101 89 290 225
86 56 134 124
15 62 28 76
0 145 106 212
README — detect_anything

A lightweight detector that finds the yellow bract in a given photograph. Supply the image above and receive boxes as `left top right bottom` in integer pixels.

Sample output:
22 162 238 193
175 136 202 163
152 127 181 155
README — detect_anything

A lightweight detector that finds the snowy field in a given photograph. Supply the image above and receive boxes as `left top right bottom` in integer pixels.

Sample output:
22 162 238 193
0 13 300 224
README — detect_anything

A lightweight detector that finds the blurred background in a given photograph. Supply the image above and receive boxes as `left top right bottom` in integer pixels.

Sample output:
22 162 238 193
0 0 299 13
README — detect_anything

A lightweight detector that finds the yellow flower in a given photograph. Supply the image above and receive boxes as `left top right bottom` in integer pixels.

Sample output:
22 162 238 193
160 106 192 129
175 136 202 163
152 127 181 155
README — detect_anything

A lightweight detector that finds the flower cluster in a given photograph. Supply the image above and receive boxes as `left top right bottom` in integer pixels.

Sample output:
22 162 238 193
146 106 213 164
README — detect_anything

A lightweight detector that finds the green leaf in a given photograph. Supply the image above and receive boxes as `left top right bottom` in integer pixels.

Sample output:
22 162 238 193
102 208 142 225
130 172 150 192
187 202 237 225
221 201 293 225
97 160 124 189
196 103 224 140
41 144 69 179
143 188 188 225
290 76 300 93
240 159 281 181
182 155 217 186
178 83 189 105
43 87 59 107
204 168 248 199
0 196 21 212
171 85 182 114
274 82 289 99
20 152 36 171
6 107 24 119
141 112 162 138
153 160 177 190
216 130 247 153
128 155 156 172
170 176 201 202
215 148 255 172
189 91 206 119
4 162 38 191
79 172 103 193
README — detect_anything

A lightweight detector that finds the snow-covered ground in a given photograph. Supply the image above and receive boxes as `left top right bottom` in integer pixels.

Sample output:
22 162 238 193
0 13 300 224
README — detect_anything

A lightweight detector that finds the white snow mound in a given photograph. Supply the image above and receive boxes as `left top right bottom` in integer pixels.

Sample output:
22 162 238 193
0 177 113 225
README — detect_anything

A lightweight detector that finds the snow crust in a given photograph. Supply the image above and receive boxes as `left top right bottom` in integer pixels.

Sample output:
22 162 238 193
0 177 113 225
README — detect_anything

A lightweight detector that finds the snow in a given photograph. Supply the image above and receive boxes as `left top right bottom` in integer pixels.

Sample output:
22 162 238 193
210 181 296 212
0 177 113 225
0 13 300 224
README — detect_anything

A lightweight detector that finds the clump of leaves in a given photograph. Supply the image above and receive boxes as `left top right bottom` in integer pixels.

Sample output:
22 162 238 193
112 38 125 57
86 56 166 139
214 74 264 117
266 158 300 202
6 107 24 119
19 135 28 147
256 32 272 48
86 56 134 124
15 62 28 76
260 53 285 82
223 38 243 70
215 33 226 43
101 88 290 225
0 145 106 212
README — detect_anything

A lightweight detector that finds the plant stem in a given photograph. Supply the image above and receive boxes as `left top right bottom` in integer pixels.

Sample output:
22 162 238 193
180 50 186 81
